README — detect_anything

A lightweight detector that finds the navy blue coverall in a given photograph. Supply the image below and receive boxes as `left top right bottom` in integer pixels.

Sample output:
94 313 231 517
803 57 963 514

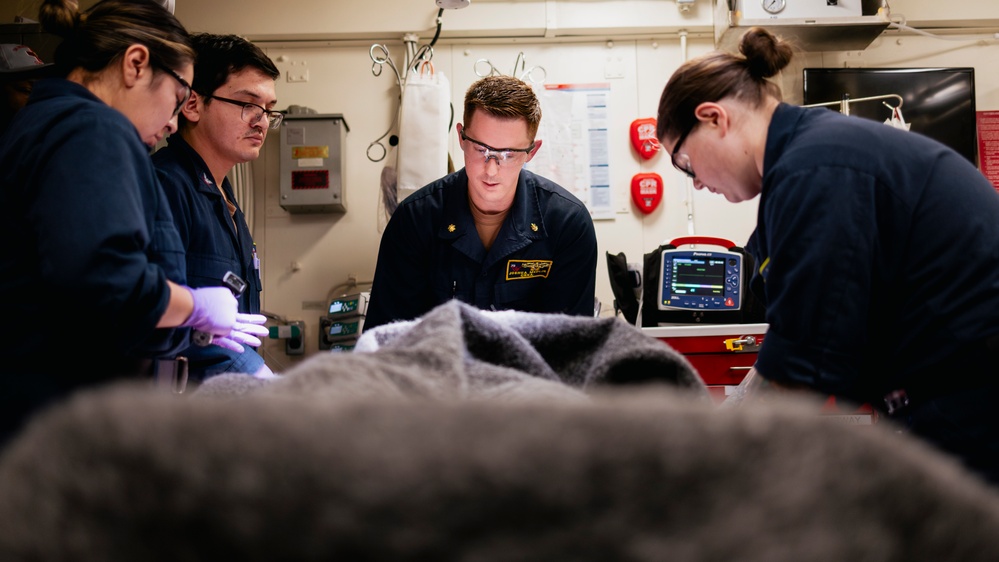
748 102 999 484
0 79 189 441
153 135 266 380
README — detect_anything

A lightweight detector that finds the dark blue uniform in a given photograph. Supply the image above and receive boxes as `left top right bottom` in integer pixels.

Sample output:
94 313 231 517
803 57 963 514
748 103 999 483
0 79 189 439
153 135 266 379
365 168 597 331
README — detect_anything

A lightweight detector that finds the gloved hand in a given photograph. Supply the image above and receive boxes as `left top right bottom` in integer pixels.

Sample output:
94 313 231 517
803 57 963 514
211 313 269 353
181 287 238 335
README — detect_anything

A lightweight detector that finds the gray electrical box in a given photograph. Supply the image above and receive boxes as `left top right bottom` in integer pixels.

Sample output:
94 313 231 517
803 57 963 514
279 113 349 213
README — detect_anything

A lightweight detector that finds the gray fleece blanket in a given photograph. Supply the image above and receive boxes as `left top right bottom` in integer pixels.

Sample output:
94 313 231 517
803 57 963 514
4 386 999 561
3 301 999 560
195 300 710 403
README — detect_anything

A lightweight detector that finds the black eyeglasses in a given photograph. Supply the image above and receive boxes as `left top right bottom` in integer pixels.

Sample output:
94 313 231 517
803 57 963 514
153 62 192 118
459 130 535 168
670 123 696 180
201 94 284 130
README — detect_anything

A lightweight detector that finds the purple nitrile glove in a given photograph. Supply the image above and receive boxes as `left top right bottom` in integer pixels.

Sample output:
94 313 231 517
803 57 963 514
181 287 237 335
211 314 269 353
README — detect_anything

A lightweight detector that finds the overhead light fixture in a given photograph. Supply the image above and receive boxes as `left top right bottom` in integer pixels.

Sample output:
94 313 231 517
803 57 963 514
436 0 470 9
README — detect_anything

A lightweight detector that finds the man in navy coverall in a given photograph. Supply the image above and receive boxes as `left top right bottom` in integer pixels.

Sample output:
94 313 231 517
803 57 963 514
365 75 598 331
154 33 281 380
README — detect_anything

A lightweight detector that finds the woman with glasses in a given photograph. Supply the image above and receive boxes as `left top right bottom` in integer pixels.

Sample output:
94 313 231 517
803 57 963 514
153 33 281 381
656 26 999 486
365 75 598 331
0 0 266 445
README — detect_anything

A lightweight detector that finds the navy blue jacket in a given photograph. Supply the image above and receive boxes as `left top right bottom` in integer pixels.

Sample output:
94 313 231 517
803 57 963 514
153 135 265 379
365 168 597 330
0 79 188 435
748 103 999 405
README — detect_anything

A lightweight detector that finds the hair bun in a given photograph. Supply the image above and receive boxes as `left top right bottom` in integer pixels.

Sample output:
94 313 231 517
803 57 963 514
739 27 794 80
38 0 82 39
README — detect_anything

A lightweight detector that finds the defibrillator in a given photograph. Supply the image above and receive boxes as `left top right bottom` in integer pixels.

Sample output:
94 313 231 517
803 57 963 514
642 237 765 326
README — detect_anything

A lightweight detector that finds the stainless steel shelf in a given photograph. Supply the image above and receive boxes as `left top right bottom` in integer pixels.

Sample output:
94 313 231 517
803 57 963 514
714 7 891 52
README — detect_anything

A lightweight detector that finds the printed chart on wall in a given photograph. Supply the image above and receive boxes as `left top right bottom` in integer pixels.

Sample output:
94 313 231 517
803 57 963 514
977 110 999 192
526 83 613 220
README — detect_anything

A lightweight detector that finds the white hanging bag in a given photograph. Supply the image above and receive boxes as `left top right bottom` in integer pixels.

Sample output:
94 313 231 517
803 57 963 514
396 60 450 203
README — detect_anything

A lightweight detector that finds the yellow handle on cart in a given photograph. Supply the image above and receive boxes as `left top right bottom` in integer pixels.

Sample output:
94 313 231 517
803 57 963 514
724 335 758 352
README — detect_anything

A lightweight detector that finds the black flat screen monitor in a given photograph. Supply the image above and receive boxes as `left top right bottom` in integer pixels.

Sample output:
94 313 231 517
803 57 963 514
802 67 977 166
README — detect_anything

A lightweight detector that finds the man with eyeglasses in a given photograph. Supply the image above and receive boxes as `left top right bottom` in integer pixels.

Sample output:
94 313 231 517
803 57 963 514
153 33 280 382
364 75 598 331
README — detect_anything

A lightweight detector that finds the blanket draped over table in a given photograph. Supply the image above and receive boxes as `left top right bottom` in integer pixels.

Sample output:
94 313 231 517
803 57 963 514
3 301 999 561
196 300 710 402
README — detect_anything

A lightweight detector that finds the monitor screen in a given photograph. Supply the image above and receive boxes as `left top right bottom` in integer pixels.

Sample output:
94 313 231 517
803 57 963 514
657 249 743 312
802 67 977 165
671 256 726 297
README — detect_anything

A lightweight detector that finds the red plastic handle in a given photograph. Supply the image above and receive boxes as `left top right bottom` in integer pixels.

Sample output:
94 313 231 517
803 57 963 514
668 236 736 249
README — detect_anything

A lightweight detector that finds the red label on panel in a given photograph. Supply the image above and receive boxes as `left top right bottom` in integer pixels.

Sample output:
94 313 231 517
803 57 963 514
292 170 329 190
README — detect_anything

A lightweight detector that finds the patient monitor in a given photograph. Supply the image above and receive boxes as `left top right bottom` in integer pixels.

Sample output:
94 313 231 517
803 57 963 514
319 292 369 351
658 248 742 314
642 236 764 326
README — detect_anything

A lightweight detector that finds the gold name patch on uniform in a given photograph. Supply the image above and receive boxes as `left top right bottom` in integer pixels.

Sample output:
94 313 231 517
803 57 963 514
506 260 553 280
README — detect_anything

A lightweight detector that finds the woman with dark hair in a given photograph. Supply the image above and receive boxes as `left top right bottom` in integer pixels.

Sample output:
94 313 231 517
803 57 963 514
0 0 267 443
656 27 999 486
